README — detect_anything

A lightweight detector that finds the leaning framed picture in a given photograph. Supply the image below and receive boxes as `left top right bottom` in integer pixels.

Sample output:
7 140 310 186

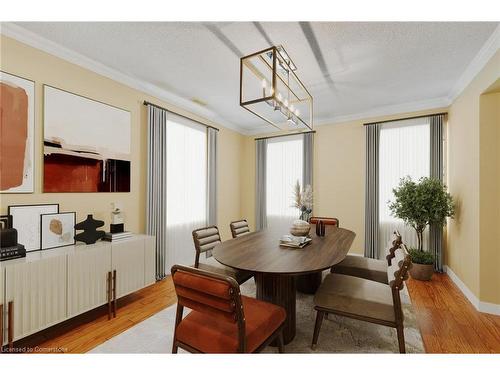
40 212 76 250
8 204 59 251
0 71 35 193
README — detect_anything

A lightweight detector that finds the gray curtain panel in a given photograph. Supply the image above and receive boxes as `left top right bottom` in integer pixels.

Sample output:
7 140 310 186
429 114 444 272
303 132 314 188
146 105 168 280
255 139 268 230
207 127 218 227
364 123 381 259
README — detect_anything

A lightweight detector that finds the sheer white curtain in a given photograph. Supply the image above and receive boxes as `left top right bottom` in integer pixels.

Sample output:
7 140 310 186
379 117 430 253
266 135 303 229
166 114 206 270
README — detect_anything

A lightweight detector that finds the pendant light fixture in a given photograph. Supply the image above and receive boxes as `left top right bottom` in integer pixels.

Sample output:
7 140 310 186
239 45 313 131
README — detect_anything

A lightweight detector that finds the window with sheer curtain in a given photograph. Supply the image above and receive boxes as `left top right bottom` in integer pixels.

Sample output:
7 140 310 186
379 117 430 252
166 115 207 270
266 135 303 228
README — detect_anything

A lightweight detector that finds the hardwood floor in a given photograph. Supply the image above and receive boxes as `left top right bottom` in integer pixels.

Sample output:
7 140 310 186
8 273 500 353
407 273 500 353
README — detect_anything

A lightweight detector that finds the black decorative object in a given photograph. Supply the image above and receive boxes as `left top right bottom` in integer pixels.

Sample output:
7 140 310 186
0 228 18 248
315 220 325 237
110 223 124 234
0 244 26 261
0 215 13 229
74 214 105 244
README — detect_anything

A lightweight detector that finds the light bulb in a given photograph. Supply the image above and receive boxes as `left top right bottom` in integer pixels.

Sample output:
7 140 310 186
270 87 274 95
261 79 267 88
290 104 295 112
295 109 300 117
284 99 289 108
277 92 283 102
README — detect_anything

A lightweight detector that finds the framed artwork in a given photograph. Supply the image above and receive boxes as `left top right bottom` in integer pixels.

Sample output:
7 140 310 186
40 212 76 250
43 85 131 192
8 204 59 252
0 214 13 229
0 71 35 193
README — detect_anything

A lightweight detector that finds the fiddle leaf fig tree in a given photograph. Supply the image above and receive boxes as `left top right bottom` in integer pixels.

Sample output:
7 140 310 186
389 177 455 252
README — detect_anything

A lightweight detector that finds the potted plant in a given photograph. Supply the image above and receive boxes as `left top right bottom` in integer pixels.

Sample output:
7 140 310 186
389 176 455 281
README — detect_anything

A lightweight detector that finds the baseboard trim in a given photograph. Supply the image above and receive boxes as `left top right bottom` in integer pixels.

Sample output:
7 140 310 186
444 265 500 316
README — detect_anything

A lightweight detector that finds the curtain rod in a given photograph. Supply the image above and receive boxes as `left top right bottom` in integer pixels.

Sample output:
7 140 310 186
143 100 219 131
254 130 316 141
363 112 447 126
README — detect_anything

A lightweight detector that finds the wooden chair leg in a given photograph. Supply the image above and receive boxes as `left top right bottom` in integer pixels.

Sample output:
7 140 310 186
172 341 178 354
396 325 406 353
277 330 284 353
311 310 325 350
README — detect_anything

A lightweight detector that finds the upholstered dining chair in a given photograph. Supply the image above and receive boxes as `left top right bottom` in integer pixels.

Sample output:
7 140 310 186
331 231 402 284
309 216 339 227
230 219 251 239
171 265 286 353
311 243 412 353
192 226 253 285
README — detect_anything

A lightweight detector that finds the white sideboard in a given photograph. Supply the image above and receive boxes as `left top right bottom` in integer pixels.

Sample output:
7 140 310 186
0 234 156 348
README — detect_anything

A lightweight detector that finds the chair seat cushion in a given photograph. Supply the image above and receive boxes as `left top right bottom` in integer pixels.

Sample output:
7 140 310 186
197 256 253 284
314 273 395 323
175 295 286 353
331 255 388 284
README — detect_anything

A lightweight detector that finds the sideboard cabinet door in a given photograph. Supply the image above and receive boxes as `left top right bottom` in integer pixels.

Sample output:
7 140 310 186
1 264 5 346
67 242 112 318
5 255 67 342
112 238 145 299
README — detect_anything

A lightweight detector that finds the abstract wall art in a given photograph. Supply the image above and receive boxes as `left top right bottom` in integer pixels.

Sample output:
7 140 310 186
8 204 59 251
43 85 131 192
40 212 76 250
0 71 35 193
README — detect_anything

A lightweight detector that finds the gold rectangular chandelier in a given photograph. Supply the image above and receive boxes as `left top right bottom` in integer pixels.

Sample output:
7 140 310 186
239 45 313 131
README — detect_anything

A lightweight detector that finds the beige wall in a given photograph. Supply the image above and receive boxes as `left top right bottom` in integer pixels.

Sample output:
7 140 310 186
240 108 448 255
0 35 244 242
447 50 500 303
479 89 500 304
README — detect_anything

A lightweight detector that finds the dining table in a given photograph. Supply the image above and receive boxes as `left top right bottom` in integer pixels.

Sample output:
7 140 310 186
213 225 356 344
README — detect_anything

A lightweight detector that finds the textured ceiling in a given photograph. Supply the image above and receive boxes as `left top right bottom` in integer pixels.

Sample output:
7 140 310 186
14 22 498 133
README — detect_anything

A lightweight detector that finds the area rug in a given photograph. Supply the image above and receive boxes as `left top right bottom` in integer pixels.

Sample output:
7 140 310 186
90 278 424 354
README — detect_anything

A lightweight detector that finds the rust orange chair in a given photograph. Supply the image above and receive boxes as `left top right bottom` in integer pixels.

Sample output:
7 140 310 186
171 264 286 353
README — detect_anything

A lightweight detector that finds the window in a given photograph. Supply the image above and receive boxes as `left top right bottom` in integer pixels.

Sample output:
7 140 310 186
266 135 303 228
166 115 207 269
379 117 430 251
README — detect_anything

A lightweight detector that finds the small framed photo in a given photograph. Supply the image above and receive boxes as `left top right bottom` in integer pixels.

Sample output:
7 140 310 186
40 212 76 250
8 204 60 251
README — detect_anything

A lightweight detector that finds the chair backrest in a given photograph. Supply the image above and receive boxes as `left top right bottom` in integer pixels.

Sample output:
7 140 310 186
387 242 412 325
192 226 222 267
230 219 250 239
386 230 403 266
171 265 246 351
309 216 339 227
387 242 412 291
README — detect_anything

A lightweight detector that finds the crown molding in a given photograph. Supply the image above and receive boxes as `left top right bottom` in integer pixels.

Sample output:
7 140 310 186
0 22 246 135
447 24 500 102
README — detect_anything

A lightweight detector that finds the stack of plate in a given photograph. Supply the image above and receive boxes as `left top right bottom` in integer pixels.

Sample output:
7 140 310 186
290 219 311 236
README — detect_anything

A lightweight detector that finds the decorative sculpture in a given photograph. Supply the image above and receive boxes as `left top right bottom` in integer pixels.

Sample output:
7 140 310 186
74 214 105 244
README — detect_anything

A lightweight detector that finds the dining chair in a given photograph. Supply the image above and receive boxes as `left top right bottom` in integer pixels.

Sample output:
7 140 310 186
311 243 412 353
171 264 286 353
309 216 339 227
230 219 251 238
192 225 253 285
331 231 402 284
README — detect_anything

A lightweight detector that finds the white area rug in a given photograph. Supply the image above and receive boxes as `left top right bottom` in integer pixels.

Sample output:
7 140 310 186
91 278 424 354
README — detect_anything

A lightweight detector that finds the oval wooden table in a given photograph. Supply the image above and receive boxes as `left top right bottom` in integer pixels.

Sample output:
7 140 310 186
213 226 356 344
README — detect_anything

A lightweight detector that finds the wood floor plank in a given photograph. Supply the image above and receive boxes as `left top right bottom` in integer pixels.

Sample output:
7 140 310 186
6 273 500 353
